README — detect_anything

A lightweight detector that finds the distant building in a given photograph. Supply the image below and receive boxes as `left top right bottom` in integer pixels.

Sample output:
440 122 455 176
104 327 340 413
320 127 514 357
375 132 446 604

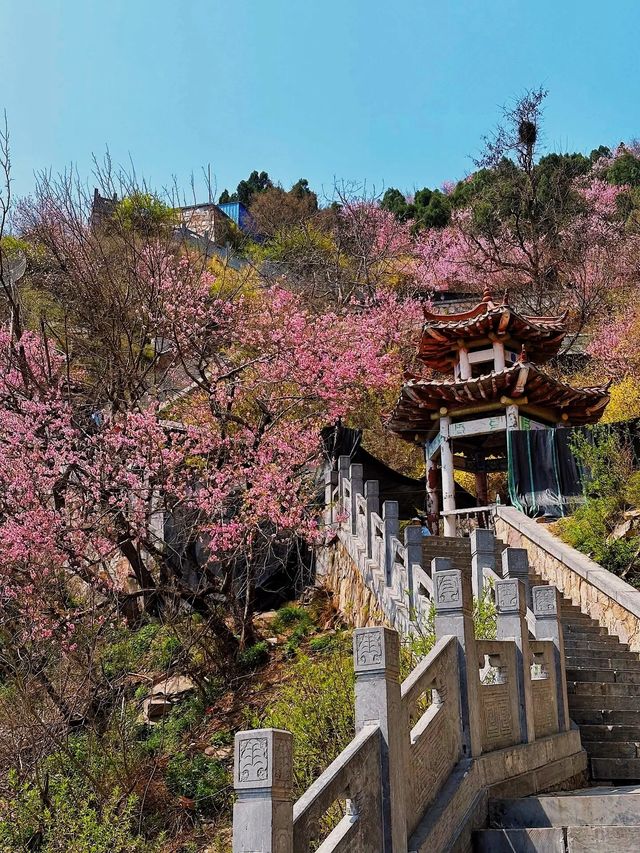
89 191 255 245
178 202 236 245
90 189 117 230
216 201 254 233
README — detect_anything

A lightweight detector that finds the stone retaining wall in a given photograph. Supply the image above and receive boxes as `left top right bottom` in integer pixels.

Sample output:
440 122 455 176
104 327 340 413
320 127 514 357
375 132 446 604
495 506 640 652
317 538 387 628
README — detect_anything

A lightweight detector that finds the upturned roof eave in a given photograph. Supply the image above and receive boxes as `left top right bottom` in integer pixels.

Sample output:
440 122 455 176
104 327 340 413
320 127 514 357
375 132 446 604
387 361 610 435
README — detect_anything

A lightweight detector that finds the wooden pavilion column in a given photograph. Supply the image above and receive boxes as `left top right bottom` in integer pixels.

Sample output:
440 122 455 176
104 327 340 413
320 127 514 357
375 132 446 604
493 339 506 371
458 345 472 380
475 470 488 507
440 415 456 537
426 455 439 534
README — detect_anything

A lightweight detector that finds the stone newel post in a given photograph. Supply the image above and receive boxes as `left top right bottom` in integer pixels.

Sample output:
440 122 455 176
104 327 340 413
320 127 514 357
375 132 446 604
383 501 400 586
495 578 535 744
349 463 364 534
353 626 407 853
471 528 496 599
533 584 570 732
233 728 294 853
501 547 531 609
433 560 482 757
364 480 380 557
324 467 338 526
404 524 423 612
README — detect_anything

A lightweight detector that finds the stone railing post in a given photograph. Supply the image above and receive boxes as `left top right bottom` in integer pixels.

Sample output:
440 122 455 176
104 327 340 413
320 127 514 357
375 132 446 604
383 501 400 586
324 467 338 526
364 480 380 557
338 454 350 511
353 627 407 853
350 463 364 535
233 728 293 853
433 559 482 757
501 547 531 609
533 585 570 732
495 579 535 744
471 528 495 599
404 524 422 611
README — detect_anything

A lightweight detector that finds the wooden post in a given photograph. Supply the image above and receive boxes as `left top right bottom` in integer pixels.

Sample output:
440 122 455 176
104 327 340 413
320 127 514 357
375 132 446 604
440 416 456 537
475 471 488 508
426 454 439 534
493 340 506 372
458 346 472 380
506 404 519 431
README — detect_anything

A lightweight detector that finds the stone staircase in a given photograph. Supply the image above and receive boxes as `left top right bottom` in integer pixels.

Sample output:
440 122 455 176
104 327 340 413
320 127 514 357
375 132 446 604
421 536 640 786
529 567 640 785
421 535 504 573
474 787 640 851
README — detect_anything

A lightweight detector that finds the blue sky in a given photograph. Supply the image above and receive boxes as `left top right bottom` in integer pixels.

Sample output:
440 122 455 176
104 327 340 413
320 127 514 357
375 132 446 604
1 0 640 204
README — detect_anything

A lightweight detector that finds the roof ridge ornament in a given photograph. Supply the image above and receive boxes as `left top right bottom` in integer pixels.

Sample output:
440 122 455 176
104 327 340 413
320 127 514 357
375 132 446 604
482 285 494 305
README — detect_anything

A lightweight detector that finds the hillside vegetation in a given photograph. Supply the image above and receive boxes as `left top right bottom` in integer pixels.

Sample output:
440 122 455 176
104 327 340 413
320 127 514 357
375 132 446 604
0 89 638 849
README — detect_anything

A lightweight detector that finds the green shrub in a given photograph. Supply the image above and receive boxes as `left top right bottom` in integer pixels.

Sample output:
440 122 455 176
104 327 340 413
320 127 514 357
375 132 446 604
209 730 233 748
237 640 270 670
0 772 158 853
140 694 207 755
474 587 497 640
308 633 336 653
149 629 182 669
100 622 161 679
166 753 231 817
256 647 354 794
284 624 309 657
272 604 312 633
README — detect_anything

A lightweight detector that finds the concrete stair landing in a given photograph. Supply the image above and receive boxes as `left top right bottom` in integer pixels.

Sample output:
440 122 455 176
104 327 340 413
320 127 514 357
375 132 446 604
474 787 640 851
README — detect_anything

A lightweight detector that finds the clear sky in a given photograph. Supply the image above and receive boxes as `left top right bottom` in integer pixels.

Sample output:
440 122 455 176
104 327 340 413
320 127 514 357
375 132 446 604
1 0 640 204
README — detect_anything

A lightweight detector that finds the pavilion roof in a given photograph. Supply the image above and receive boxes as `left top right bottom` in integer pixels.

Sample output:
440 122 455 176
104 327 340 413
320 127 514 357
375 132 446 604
420 289 567 370
388 361 610 437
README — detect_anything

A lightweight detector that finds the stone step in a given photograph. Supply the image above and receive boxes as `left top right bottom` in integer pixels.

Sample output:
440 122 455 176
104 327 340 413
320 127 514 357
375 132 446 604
567 670 640 685
477 825 640 851
563 617 601 627
565 657 640 671
568 694 640 711
568 680 640 696
564 626 609 636
564 639 630 651
565 647 637 661
590 757 640 781
580 724 640 742
473 828 564 851
570 708 640 726
489 787 640 828
566 826 640 850
584 741 640 758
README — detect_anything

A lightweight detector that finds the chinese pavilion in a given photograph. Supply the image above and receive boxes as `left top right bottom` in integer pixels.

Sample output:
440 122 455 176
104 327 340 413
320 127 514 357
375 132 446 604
388 287 610 536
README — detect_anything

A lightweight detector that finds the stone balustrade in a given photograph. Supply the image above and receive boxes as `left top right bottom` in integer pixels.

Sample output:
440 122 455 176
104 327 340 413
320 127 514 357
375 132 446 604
232 564 585 853
321 460 542 642
495 505 640 651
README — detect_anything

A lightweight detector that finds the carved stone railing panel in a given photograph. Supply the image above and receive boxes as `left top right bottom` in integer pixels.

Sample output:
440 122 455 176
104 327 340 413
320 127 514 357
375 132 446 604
401 635 463 836
476 640 521 752
293 725 382 852
529 639 559 738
